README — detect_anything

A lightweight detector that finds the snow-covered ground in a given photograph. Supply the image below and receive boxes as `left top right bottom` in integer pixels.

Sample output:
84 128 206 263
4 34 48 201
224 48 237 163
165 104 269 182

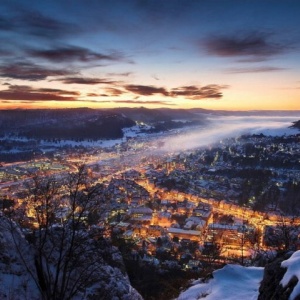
177 264 264 300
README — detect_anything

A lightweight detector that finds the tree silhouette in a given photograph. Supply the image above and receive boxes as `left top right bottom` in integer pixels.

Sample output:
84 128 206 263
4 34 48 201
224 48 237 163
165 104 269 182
10 165 109 300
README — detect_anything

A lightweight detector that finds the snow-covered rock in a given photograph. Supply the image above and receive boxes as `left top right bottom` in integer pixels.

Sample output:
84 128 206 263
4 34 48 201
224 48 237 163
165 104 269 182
178 251 300 300
0 214 39 300
0 214 142 300
280 251 300 300
177 264 264 300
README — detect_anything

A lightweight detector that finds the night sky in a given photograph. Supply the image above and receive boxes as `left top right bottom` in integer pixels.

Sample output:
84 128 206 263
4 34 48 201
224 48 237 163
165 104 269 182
0 0 299 110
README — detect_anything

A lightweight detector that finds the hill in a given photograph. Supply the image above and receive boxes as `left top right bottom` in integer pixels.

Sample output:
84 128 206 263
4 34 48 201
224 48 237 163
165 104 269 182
291 120 300 130
0 108 135 140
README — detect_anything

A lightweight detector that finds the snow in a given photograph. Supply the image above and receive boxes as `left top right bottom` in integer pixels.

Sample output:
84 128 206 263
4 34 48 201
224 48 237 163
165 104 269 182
281 251 300 299
177 264 264 300
0 214 40 300
0 213 143 300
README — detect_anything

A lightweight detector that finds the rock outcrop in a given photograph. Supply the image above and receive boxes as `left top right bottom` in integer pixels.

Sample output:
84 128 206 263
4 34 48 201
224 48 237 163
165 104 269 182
0 214 39 300
0 214 142 300
258 252 297 300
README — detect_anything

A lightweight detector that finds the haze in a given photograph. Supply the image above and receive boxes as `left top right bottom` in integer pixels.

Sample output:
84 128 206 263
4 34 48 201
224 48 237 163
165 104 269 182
160 115 300 153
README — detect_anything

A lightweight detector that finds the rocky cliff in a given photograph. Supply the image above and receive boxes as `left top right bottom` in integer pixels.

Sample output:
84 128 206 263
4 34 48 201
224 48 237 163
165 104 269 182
0 214 142 300
258 251 300 300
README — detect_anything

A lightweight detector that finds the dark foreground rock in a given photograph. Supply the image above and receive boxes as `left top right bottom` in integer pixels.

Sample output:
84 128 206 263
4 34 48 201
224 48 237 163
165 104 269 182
0 214 143 300
258 252 298 300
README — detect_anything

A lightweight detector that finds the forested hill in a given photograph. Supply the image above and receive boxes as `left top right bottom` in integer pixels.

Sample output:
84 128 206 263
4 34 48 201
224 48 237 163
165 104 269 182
291 120 300 130
0 107 207 140
0 108 135 140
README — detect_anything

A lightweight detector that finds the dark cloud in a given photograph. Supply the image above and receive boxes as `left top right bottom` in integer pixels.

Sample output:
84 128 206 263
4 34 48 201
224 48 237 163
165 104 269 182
19 10 78 38
124 83 227 100
0 9 77 39
0 48 12 57
0 85 78 101
84 100 112 103
57 77 117 85
0 15 13 31
37 88 80 96
171 84 228 100
112 100 175 106
125 84 169 96
203 32 286 60
0 62 75 81
225 66 287 73
107 72 132 77
105 88 124 96
87 93 100 97
28 46 123 63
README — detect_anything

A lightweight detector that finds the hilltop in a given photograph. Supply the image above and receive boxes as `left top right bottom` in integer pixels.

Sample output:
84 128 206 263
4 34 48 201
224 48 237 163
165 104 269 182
291 120 300 130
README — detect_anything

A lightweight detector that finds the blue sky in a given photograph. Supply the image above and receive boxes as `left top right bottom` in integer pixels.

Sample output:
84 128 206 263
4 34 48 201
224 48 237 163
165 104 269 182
0 0 299 110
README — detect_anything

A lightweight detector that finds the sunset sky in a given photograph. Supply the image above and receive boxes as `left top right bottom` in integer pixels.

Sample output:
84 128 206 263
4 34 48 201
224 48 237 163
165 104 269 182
0 0 299 110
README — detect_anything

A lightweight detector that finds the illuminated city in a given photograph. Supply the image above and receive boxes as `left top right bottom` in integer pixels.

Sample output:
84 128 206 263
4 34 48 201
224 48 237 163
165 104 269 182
1 0 300 299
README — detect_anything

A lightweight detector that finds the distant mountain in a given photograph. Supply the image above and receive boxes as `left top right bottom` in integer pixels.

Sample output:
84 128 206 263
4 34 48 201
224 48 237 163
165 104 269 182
0 107 209 140
1 108 298 141
112 107 207 133
0 108 135 140
112 107 205 122
189 108 300 117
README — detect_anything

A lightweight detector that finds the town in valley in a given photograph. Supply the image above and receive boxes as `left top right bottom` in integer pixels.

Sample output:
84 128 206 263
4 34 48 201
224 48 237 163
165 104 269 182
1 115 300 286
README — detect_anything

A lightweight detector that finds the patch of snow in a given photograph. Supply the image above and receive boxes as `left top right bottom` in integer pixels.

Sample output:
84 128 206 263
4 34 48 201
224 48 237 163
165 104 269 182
281 251 300 299
177 264 264 300
122 125 150 138
0 214 40 300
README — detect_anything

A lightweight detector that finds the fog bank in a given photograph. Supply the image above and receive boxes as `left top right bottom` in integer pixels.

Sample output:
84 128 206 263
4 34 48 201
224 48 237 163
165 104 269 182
161 115 300 153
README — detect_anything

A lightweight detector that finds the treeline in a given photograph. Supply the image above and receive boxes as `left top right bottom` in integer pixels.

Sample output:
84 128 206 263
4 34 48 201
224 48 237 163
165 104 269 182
21 115 135 140
144 120 203 133
291 120 300 130
0 151 38 163
0 109 136 140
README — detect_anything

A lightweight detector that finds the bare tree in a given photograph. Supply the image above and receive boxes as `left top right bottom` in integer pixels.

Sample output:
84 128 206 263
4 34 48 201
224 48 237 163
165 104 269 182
273 215 299 251
11 165 109 300
201 224 225 273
